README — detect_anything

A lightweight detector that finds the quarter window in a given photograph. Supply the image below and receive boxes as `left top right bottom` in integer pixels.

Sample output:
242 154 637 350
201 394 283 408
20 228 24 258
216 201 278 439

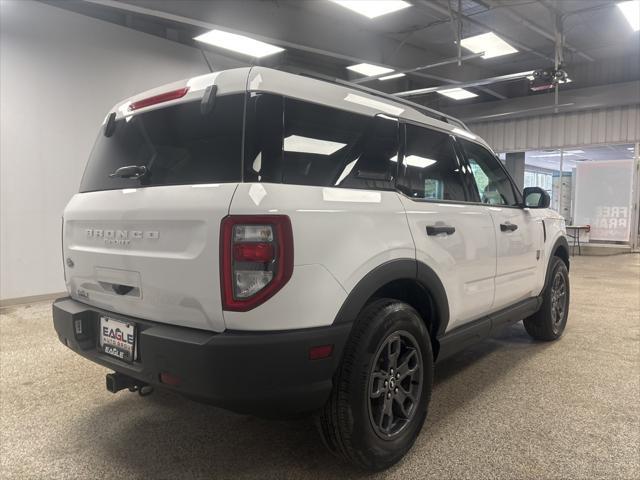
397 124 467 201
460 138 518 206
244 94 398 189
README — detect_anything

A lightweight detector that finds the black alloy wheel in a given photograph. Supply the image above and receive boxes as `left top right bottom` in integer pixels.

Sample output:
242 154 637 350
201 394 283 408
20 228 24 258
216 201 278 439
368 331 423 439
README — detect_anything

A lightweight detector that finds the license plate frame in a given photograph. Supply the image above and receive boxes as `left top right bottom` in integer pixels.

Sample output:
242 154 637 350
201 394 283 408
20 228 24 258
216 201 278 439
99 316 136 363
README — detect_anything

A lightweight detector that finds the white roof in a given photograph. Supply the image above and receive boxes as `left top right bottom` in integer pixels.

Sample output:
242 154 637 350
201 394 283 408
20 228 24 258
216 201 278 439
106 66 492 151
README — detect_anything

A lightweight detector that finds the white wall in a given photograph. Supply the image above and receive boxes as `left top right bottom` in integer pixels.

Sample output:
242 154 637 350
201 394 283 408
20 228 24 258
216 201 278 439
0 1 219 300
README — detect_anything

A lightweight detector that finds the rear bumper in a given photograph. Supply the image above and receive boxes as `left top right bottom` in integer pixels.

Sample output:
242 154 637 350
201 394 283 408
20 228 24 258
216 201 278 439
52 297 351 417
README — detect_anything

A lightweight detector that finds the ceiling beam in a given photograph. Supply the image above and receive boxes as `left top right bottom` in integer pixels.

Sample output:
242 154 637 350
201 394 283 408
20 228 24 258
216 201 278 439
440 80 640 122
413 0 556 64
480 0 594 62
537 0 565 18
396 70 535 97
352 52 484 83
538 0 616 20
82 0 507 99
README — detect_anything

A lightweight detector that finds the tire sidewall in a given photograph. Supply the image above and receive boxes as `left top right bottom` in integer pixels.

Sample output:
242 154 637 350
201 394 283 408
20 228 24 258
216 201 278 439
346 301 433 469
544 258 570 337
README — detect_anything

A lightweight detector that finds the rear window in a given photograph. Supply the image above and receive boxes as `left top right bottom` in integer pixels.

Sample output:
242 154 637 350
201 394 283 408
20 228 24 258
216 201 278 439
244 94 399 190
79 94 244 192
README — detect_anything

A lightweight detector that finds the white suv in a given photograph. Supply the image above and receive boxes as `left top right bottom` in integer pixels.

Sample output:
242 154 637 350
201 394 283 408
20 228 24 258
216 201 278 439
53 67 570 471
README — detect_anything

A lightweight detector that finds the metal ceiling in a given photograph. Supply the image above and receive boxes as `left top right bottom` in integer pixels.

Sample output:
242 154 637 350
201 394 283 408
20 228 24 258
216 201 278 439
43 0 640 120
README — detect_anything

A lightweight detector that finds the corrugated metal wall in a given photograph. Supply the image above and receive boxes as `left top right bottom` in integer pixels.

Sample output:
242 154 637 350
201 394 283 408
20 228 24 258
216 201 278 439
469 104 640 152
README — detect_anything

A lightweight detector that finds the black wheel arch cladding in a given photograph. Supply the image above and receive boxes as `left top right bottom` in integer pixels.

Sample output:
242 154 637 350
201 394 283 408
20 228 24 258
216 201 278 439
547 236 570 285
332 259 450 339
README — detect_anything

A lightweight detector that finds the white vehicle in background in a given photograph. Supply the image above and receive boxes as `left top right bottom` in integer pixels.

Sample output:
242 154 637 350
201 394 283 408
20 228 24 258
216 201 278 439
53 67 570 471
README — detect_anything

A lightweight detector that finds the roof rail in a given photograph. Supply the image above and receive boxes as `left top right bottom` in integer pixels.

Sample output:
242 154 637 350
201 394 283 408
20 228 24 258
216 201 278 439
279 67 470 131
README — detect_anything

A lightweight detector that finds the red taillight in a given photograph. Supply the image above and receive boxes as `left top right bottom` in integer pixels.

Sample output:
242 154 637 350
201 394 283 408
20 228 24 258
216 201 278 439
129 87 189 111
220 215 294 311
233 243 275 263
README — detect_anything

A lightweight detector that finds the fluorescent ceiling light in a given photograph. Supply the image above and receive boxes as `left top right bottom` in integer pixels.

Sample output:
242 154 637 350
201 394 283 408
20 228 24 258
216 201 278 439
379 73 406 81
330 0 411 19
390 155 437 168
438 88 478 100
530 150 584 158
335 159 357 185
404 156 437 169
460 32 518 59
194 30 284 58
284 135 346 155
617 1 640 31
347 63 395 77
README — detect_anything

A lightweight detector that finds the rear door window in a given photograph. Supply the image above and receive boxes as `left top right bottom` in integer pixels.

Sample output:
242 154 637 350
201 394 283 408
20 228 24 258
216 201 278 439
244 94 398 189
397 124 468 201
80 94 244 192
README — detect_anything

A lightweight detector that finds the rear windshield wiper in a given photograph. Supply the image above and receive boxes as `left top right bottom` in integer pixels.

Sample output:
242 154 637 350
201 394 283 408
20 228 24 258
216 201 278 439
109 165 147 179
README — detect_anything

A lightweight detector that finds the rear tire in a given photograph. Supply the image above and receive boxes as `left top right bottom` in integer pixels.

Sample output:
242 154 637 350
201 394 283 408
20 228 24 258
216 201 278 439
524 256 570 341
316 298 433 471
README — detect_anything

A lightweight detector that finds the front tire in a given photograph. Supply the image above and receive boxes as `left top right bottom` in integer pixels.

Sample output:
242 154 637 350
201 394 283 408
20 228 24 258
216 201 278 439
524 256 570 341
316 299 433 471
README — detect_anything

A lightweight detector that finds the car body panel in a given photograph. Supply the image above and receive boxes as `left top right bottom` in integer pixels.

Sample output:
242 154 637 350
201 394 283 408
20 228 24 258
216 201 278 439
488 206 543 309
398 196 497 331
224 183 414 330
63 184 238 332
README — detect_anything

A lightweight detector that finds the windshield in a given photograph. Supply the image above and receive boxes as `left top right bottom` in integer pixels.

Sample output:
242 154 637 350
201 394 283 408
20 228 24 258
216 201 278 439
79 94 244 192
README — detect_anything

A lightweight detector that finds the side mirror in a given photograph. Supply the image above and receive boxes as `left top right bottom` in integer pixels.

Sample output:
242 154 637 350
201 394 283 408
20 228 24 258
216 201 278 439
523 186 550 208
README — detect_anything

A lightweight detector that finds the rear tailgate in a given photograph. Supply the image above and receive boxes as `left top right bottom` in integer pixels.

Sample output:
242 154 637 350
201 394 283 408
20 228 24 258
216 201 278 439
63 185 236 332
62 69 250 332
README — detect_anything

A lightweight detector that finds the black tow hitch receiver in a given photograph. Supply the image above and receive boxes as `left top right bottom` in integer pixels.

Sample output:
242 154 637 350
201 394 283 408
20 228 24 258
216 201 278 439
105 372 154 396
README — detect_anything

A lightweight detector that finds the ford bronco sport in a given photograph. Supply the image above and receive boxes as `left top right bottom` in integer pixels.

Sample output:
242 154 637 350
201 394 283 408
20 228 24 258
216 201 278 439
53 67 570 471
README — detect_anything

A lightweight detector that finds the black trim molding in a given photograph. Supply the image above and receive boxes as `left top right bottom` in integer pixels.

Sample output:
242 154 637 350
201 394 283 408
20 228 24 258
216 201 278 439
436 296 542 362
332 259 450 336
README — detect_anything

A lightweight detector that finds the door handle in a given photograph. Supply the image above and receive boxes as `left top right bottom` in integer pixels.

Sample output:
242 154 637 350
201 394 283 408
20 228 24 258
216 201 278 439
500 222 518 232
426 225 456 236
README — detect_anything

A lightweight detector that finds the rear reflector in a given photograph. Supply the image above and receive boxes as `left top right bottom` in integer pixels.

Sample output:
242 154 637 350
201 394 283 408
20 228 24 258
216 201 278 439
129 87 190 111
159 372 182 386
309 345 333 360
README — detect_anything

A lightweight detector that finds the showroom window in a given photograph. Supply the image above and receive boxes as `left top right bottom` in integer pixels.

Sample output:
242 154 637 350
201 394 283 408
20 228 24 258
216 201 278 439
80 94 245 192
522 144 637 242
524 170 553 194
244 93 398 189
460 138 518 206
396 124 468 201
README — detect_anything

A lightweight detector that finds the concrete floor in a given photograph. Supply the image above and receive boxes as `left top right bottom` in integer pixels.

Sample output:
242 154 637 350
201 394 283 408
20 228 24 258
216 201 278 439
1 254 639 479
